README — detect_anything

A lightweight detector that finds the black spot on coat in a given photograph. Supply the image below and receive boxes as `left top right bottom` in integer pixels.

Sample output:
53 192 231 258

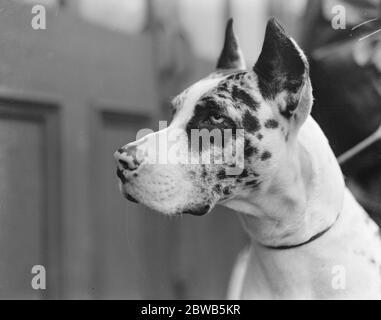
245 180 260 188
264 119 279 129
217 169 226 180
226 72 246 82
239 169 249 178
223 187 232 195
244 138 258 158
232 86 258 110
218 82 229 93
261 151 272 161
213 184 222 194
201 96 221 110
242 111 261 133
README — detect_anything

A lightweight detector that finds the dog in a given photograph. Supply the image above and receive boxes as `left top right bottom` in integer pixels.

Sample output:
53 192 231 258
114 18 381 299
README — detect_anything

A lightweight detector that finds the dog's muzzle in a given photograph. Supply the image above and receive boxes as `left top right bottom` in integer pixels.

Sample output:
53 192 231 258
113 131 217 215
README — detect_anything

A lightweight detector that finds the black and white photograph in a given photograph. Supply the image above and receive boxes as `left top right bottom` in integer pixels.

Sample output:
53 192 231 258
0 0 380 305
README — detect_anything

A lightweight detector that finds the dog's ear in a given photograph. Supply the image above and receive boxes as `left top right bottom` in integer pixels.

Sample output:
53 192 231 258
216 18 246 70
254 18 312 126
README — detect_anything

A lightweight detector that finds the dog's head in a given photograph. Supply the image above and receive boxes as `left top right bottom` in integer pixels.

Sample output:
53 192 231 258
114 18 313 216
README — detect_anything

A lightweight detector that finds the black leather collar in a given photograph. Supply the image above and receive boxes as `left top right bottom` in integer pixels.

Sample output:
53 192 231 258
262 213 341 250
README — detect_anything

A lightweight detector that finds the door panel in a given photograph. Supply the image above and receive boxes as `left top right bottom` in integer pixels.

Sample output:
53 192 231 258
0 116 44 299
0 99 60 299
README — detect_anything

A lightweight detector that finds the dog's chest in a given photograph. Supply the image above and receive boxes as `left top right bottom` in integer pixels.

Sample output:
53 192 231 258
233 191 381 299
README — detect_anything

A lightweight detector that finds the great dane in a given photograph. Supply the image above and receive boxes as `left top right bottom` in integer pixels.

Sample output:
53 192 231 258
114 18 381 299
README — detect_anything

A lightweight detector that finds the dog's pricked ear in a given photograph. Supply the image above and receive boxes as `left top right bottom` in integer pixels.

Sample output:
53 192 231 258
254 18 311 122
254 18 307 98
216 18 246 70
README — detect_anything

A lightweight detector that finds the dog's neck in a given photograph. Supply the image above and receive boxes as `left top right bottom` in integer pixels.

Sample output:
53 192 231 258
223 116 345 248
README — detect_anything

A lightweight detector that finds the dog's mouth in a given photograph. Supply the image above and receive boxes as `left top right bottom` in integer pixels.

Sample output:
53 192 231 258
117 173 139 204
116 168 127 184
121 184 212 216
116 164 217 216
123 192 139 203
122 186 211 216
122 190 211 216
181 204 211 216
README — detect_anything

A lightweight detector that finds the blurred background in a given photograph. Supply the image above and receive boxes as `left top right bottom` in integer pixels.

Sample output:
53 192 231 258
0 0 379 299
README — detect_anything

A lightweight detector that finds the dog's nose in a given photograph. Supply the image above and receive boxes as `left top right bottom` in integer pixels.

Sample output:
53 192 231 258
114 145 142 171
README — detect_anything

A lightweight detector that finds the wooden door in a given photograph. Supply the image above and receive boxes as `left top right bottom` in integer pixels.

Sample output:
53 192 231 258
0 0 247 299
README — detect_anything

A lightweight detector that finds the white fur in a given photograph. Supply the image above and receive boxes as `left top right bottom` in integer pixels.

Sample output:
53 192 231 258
227 115 381 299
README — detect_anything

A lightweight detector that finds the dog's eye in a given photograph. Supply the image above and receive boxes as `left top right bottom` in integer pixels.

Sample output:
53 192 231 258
209 114 225 124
